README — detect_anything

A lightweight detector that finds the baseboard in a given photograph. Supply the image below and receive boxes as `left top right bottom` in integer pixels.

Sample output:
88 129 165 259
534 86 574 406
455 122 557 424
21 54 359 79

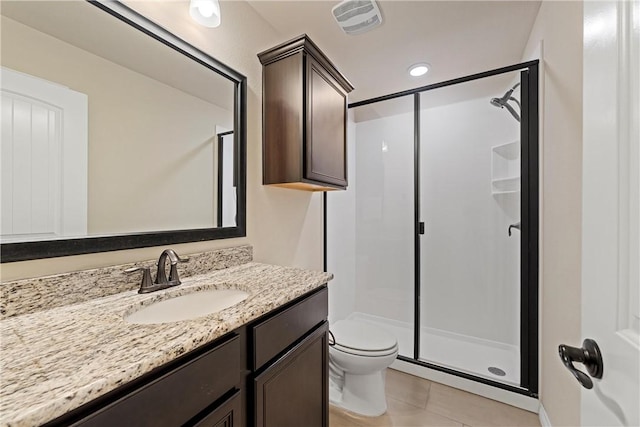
539 403 552 427
390 359 539 413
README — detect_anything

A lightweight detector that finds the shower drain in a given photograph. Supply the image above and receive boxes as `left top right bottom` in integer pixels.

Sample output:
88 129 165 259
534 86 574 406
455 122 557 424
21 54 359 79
488 367 506 376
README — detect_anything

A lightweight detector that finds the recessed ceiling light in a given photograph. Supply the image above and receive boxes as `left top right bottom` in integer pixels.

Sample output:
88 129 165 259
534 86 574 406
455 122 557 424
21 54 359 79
189 0 221 28
408 63 430 77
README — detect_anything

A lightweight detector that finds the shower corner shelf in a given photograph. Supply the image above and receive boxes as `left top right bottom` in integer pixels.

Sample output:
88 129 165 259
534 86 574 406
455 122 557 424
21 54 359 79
492 189 520 196
492 176 520 194
491 141 520 159
491 141 520 195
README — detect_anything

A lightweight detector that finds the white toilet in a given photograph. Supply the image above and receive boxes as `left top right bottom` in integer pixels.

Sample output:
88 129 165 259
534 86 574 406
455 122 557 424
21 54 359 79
328 319 399 416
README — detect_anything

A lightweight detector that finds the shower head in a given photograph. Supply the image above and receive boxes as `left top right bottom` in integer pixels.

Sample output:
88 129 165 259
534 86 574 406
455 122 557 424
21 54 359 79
490 83 521 122
492 83 520 106
490 97 503 107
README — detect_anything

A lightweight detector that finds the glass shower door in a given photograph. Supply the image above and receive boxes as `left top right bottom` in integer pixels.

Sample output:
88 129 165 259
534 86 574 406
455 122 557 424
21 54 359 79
418 72 522 386
350 95 415 358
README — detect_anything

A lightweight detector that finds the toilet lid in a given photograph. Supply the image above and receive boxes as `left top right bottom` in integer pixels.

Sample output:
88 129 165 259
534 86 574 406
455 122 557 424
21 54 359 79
330 320 398 355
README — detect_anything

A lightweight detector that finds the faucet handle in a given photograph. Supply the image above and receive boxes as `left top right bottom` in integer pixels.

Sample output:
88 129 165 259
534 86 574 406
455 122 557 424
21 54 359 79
169 252 189 285
168 257 189 284
124 267 154 293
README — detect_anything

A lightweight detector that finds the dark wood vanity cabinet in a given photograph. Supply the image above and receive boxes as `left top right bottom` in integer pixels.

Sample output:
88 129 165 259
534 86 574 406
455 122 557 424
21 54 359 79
192 390 242 427
53 334 243 427
44 286 328 427
251 287 329 427
258 35 354 191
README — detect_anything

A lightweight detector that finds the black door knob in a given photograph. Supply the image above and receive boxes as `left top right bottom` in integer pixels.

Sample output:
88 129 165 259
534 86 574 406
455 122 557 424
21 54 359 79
558 338 604 389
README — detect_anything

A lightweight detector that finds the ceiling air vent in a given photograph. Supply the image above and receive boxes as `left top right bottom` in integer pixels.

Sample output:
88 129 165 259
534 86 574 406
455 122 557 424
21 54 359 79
331 0 383 35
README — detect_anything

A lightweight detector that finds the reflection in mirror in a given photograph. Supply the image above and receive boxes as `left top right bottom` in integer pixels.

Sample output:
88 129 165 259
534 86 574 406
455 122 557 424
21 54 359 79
0 1 246 261
217 131 236 228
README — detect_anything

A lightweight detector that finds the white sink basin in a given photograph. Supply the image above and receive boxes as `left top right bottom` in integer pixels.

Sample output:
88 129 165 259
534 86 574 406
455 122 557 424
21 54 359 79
124 289 249 325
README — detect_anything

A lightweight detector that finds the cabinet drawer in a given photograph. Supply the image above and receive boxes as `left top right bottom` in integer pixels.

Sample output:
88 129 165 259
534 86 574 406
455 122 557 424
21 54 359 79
254 322 328 427
252 287 327 371
74 335 240 427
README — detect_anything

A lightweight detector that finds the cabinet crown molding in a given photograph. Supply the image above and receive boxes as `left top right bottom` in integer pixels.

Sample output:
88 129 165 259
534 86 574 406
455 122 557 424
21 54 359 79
258 34 354 93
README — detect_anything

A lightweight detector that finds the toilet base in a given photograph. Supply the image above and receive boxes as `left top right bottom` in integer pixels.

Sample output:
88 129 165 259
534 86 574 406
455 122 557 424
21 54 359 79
329 370 388 417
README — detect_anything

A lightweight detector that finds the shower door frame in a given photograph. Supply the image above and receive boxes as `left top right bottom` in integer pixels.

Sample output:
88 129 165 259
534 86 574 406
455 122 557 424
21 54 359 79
324 60 539 397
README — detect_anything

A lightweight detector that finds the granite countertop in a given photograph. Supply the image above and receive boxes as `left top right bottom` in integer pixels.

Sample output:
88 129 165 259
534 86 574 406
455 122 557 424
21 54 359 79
0 262 332 427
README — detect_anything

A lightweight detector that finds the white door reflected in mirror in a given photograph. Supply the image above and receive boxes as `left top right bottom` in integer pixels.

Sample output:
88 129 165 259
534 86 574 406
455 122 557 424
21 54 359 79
1 67 88 242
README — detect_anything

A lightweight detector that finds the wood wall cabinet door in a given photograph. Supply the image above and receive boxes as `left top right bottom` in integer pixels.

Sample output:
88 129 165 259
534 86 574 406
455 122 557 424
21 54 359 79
305 57 347 187
258 35 353 191
254 323 329 427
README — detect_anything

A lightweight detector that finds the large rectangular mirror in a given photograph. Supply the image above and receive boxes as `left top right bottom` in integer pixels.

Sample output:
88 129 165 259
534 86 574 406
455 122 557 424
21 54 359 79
0 1 246 262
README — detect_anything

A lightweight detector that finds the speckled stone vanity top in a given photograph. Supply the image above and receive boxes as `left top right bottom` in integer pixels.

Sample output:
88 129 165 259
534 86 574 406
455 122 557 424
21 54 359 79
0 253 332 427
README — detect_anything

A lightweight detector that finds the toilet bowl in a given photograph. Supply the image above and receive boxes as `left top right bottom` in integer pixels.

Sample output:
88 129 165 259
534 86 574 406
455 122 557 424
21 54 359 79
329 319 399 416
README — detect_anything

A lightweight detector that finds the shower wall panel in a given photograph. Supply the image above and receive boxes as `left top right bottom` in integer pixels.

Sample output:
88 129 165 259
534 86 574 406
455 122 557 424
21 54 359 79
419 95 520 347
327 113 357 324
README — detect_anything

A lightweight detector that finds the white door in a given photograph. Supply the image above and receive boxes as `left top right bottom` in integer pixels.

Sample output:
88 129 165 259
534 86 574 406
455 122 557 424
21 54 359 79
581 1 640 426
0 67 88 241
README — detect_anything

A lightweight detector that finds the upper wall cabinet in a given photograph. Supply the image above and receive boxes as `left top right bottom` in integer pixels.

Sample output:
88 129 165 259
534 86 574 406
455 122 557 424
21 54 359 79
258 35 354 191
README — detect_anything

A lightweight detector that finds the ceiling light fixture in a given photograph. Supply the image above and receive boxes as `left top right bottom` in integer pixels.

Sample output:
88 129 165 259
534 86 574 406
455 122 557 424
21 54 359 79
408 63 430 77
189 0 221 28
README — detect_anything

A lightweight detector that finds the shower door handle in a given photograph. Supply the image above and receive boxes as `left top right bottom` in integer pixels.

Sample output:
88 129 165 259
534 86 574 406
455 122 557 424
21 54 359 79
508 222 521 236
558 339 603 389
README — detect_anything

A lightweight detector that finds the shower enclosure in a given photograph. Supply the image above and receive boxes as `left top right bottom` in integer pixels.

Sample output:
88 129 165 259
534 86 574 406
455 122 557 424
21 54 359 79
326 61 538 395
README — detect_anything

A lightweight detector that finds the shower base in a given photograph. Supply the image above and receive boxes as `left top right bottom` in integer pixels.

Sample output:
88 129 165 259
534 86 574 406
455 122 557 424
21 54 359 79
348 312 520 386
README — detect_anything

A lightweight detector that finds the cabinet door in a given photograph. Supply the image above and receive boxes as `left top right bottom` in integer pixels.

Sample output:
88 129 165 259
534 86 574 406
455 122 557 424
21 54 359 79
254 322 328 427
305 57 347 187
192 390 242 427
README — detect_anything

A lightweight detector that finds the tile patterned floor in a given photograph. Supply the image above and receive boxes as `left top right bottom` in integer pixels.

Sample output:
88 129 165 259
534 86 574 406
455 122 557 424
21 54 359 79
330 369 541 427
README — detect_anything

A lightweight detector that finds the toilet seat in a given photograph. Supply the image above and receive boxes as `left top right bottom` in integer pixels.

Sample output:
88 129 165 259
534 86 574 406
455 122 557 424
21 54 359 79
330 320 398 357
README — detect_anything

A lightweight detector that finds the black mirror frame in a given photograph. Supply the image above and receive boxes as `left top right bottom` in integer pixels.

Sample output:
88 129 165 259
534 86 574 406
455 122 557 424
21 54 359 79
0 0 247 263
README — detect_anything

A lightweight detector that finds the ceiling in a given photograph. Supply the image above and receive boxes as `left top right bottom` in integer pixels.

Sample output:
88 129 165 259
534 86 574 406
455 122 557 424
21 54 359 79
248 0 541 105
1 1 234 110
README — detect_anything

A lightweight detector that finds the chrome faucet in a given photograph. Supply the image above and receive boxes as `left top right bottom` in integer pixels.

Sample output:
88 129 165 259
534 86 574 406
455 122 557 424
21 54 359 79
125 249 189 294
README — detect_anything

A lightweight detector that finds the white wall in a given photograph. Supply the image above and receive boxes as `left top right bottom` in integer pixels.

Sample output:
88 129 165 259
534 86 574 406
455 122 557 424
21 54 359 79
420 94 520 346
1 1 324 281
522 1 584 425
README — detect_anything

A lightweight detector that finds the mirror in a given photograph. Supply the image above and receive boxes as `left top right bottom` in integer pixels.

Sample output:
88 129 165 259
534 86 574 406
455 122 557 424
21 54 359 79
0 1 246 262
